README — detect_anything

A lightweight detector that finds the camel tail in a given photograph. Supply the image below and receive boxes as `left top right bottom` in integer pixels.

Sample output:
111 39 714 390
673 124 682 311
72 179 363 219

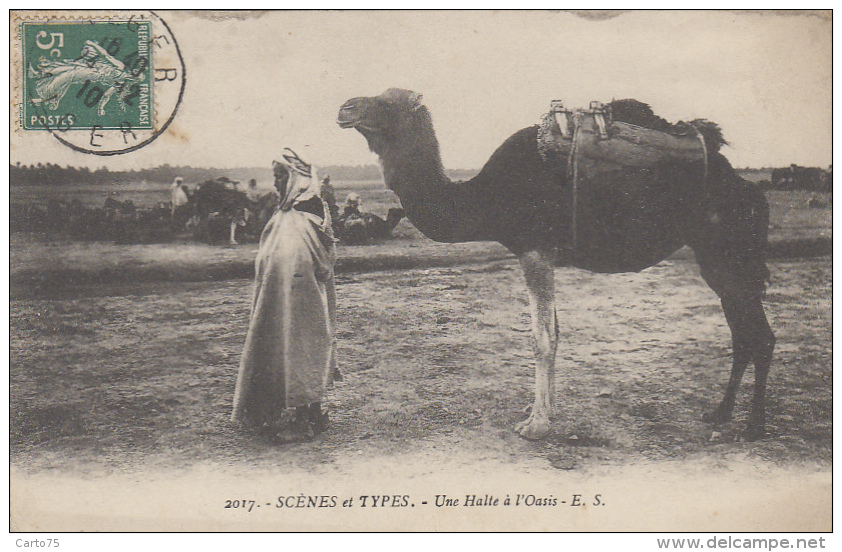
689 119 728 153
751 184 772 283
736 181 773 291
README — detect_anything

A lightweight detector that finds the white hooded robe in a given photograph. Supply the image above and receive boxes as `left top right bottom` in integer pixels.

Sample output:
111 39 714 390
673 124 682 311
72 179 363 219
231 162 336 425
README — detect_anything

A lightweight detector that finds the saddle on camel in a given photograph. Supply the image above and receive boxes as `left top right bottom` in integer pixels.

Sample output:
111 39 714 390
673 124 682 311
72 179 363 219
538 100 708 265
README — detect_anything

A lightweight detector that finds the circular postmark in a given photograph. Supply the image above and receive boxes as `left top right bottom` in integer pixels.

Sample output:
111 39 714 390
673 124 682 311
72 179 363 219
19 10 185 155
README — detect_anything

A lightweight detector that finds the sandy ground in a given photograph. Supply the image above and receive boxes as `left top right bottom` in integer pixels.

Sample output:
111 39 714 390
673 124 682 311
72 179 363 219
9 233 832 531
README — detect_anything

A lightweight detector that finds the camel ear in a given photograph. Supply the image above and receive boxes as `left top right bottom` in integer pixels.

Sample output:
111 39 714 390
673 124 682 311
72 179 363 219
410 92 423 111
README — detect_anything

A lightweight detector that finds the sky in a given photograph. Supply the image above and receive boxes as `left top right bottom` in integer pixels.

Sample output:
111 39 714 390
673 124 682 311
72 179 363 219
9 9 833 171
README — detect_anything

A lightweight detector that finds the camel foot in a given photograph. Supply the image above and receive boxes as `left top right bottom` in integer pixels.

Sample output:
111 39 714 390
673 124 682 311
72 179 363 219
521 403 556 419
702 404 733 425
273 423 315 444
515 413 550 440
743 414 767 441
743 424 767 442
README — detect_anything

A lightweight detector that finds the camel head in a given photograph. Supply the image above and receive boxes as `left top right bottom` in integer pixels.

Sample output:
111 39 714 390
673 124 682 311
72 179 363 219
386 207 406 227
338 88 427 153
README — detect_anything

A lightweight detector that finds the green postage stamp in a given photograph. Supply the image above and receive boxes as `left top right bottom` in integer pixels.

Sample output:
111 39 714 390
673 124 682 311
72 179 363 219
22 19 154 130
13 10 185 154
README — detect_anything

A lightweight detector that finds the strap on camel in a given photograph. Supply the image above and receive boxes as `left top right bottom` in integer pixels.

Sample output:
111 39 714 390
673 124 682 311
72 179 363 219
548 102 593 251
567 103 611 250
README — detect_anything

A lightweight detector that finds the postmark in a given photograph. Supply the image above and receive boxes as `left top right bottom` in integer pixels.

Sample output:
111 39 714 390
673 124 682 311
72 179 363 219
13 10 185 155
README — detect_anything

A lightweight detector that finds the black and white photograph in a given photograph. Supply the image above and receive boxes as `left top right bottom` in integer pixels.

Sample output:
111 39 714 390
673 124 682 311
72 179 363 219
8 9 832 535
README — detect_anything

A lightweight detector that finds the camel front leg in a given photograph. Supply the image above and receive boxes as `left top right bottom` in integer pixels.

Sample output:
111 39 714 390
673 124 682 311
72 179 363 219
514 249 558 440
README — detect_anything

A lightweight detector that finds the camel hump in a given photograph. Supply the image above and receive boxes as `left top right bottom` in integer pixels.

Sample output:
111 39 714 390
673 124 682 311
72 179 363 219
537 101 709 266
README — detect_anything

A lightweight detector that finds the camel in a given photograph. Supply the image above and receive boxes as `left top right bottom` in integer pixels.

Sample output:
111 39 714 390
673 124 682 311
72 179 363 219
366 207 406 240
771 164 826 191
338 88 775 441
337 207 406 245
189 178 254 245
250 192 281 231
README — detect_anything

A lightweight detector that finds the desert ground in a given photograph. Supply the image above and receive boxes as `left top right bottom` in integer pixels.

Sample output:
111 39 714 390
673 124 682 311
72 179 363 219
9 183 832 532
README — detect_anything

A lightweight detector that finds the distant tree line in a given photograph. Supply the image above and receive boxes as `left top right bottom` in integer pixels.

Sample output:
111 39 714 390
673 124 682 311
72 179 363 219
9 163 273 187
10 163 480 187
10 163 114 186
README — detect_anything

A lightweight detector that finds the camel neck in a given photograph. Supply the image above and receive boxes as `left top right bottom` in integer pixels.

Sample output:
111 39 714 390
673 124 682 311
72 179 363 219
374 125 490 243
381 132 447 185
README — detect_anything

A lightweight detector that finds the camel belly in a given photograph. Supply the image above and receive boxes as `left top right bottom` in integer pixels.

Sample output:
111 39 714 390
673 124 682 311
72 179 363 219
564 118 707 273
567 159 705 273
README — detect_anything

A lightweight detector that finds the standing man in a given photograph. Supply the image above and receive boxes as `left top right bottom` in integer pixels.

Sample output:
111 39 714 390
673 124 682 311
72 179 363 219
231 150 338 443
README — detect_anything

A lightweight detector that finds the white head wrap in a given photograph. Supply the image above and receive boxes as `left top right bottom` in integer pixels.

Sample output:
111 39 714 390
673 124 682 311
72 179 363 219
274 148 321 212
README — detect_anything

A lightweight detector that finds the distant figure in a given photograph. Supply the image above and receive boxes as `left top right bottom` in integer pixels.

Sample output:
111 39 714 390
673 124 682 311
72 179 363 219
807 195 828 209
231 149 338 443
245 178 261 202
337 192 365 243
170 177 189 222
171 177 188 209
321 175 340 225
343 192 362 219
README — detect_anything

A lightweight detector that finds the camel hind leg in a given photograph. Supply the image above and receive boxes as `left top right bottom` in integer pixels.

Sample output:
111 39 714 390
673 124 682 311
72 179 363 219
691 173 775 440
703 295 775 440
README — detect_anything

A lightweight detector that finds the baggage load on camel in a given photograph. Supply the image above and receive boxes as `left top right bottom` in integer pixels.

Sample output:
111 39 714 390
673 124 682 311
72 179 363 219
538 101 708 271
539 101 707 171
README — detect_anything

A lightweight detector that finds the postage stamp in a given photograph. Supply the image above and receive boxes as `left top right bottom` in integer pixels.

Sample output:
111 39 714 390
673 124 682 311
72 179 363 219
22 20 154 130
12 10 184 155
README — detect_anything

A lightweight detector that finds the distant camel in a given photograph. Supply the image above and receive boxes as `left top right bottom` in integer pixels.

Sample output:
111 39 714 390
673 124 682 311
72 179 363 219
366 207 406 240
189 178 252 245
337 207 405 245
771 164 825 191
246 191 280 237
339 88 775 441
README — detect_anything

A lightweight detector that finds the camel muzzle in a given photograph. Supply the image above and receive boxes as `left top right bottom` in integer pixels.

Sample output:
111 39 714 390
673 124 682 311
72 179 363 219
338 98 382 131
337 116 379 133
337 99 360 127
336 107 361 128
